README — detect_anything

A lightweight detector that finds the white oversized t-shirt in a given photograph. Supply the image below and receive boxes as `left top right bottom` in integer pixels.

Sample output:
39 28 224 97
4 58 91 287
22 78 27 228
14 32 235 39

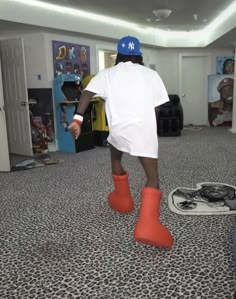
85 62 169 158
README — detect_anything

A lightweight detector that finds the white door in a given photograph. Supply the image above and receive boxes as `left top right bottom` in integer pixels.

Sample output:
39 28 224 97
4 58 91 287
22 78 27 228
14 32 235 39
179 55 210 126
0 59 10 172
1 38 32 156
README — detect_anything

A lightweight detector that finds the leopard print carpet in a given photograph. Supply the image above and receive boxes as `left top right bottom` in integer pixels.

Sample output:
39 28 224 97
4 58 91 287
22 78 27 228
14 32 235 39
0 127 236 298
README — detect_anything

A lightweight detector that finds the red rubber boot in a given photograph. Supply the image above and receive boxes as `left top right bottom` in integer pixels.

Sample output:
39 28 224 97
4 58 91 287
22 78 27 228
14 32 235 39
134 187 173 248
108 173 134 213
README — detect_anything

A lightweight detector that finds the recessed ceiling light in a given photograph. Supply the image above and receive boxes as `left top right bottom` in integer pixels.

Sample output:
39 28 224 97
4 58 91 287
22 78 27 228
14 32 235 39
145 18 152 22
152 9 172 19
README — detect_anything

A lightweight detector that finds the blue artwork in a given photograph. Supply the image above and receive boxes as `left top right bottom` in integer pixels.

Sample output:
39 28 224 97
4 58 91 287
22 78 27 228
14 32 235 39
52 41 90 78
216 56 234 75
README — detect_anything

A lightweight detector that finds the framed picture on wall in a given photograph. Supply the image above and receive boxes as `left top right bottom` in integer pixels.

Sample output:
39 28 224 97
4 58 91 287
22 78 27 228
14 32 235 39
216 56 234 75
28 88 55 153
52 40 91 78
208 74 234 127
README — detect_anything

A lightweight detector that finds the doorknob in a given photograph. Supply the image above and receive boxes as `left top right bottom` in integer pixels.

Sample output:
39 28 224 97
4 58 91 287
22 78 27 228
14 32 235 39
21 101 26 106
182 93 186 97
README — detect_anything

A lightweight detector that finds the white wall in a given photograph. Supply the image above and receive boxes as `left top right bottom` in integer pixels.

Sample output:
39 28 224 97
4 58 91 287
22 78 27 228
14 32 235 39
0 27 161 89
0 24 235 131
157 48 233 94
24 33 51 88
1 25 233 94
40 30 161 89
0 27 50 89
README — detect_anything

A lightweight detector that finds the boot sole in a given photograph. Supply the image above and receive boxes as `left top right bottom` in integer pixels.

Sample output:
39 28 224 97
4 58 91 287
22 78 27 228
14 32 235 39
134 223 173 248
134 235 173 248
108 201 134 213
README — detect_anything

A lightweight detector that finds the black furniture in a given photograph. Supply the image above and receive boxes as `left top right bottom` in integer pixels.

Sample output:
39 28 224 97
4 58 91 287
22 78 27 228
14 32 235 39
157 94 183 137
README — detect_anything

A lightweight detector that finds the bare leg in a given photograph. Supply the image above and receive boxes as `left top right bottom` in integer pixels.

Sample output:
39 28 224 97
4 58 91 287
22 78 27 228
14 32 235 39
110 144 126 175
108 144 134 213
138 157 159 189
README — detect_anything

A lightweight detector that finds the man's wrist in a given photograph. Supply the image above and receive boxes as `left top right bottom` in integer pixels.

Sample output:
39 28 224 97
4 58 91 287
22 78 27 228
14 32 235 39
73 113 84 125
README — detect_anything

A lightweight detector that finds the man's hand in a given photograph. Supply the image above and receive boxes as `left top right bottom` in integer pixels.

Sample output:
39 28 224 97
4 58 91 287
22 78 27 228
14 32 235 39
68 90 96 140
68 122 81 140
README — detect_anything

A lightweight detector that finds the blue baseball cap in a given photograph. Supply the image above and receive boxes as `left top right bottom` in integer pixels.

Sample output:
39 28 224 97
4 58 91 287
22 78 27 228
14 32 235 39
117 36 142 56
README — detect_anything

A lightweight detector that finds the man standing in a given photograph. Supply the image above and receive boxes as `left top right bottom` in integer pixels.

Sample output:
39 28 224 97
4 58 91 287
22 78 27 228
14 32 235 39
68 36 173 248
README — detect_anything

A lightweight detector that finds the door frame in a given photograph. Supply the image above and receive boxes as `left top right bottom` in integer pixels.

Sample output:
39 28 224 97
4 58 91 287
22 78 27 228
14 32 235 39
179 53 211 125
96 43 116 71
0 57 10 172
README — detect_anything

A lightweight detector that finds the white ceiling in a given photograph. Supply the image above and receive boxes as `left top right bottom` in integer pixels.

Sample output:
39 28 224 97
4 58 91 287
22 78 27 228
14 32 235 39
42 0 235 31
0 0 236 48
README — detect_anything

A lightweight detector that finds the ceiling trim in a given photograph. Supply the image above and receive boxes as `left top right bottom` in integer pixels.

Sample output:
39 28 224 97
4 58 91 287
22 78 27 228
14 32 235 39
1 0 236 48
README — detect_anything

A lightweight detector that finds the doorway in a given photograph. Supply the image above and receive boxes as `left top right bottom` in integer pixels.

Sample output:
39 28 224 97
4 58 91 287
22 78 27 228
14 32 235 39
179 54 211 126
98 50 116 71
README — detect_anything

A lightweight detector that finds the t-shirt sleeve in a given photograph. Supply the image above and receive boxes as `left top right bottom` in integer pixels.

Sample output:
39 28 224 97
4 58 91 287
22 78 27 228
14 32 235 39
84 71 107 99
153 74 169 107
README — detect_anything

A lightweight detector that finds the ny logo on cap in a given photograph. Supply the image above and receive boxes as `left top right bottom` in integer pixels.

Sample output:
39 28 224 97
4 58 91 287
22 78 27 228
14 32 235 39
128 42 135 50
